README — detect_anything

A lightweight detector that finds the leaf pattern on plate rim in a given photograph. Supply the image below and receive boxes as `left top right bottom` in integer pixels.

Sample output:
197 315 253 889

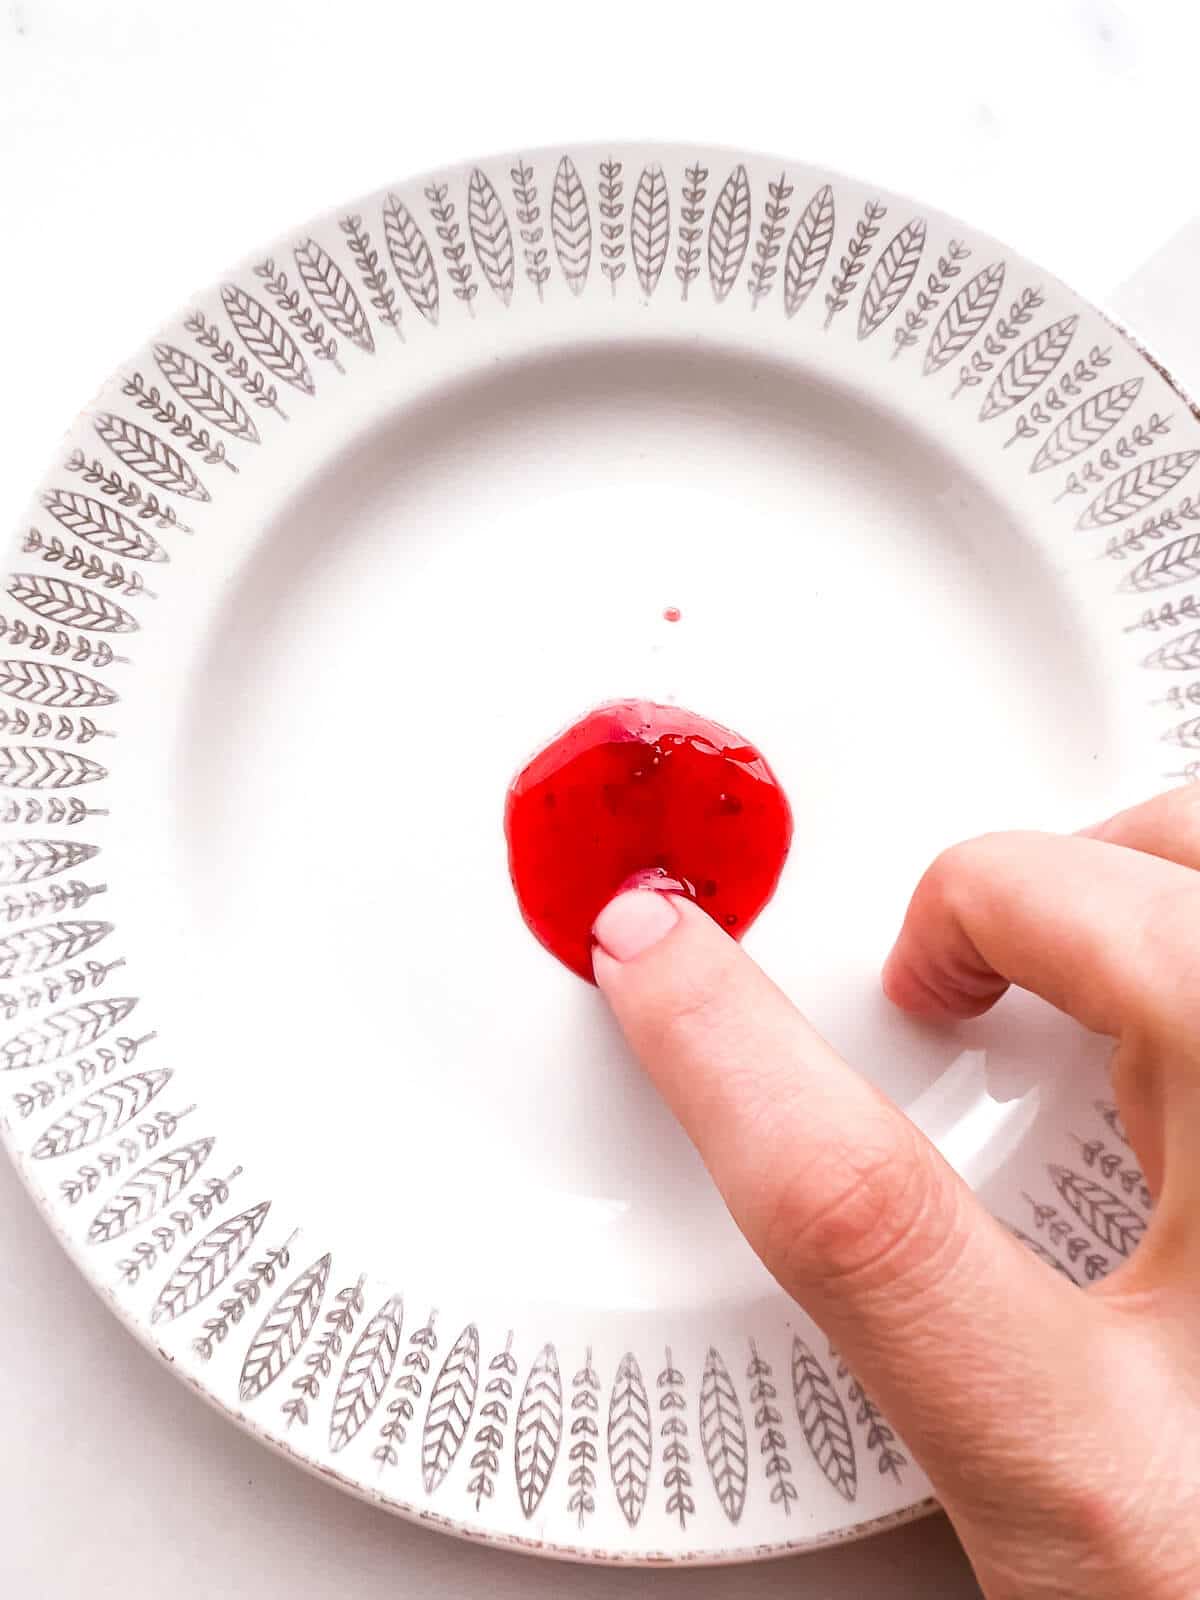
421 1320 480 1492
699 1345 749 1524
746 1342 796 1514
330 1291 404 1451
1077 451 1200 531
783 182 835 318
566 1347 601 1528
824 199 886 328
32 1066 170 1158
857 218 925 340
1121 532 1200 593
707 163 751 304
1007 1225 1078 1282
467 168 515 307
923 260 1005 375
382 196 440 325
221 284 316 396
0 837 100 886
41 488 170 562
151 1200 272 1324
0 745 106 790
607 1351 652 1528
94 413 210 503
152 343 260 445
551 155 591 296
630 163 670 299
294 239 374 354
1047 1164 1146 1257
1143 626 1200 671
747 172 792 308
87 1137 215 1243
791 1335 856 1502
1029 379 1143 473
239 1252 332 1401
0 919 112 981
675 163 709 301
8 573 138 635
658 1348 694 1529
340 214 402 339
978 315 1078 421
514 1341 562 1519
1 994 135 1072
0 659 118 710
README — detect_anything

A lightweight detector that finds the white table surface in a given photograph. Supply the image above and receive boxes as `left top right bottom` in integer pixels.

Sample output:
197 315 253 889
2 2 1197 1595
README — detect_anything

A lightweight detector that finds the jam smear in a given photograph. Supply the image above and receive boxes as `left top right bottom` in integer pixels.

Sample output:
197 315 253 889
504 700 793 981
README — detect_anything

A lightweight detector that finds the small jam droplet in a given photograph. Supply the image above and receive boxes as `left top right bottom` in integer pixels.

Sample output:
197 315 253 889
663 606 682 623
505 700 792 981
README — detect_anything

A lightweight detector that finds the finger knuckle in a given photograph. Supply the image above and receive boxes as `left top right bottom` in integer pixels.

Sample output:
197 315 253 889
759 1121 960 1300
920 833 1011 919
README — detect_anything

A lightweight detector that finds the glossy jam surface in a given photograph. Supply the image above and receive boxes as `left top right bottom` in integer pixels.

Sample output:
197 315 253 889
505 700 793 981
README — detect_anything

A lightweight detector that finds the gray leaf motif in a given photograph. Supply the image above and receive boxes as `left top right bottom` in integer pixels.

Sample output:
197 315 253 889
708 163 752 304
923 261 1006 376
0 837 99 886
151 1200 271 1325
221 284 316 396
791 1335 856 1502
0 746 106 790
1 994 135 1072
631 163 670 299
1143 627 1200 671
0 919 112 981
1077 451 1200 532
1029 379 1143 473
381 197 439 324
1121 533 1200 593
1165 716 1200 748
783 183 835 318
239 1252 332 1401
978 316 1078 421
514 1342 562 1519
41 488 170 562
329 1292 404 1452
551 155 591 295
8 573 138 635
93 413 210 503
87 1138 215 1243
31 1067 170 1158
152 345 260 444
607 1352 651 1528
468 169 515 306
857 219 925 341
422 1321 480 1492
699 1346 749 1524
1006 1225 1078 1283
0 660 118 710
1047 1165 1146 1257
294 239 375 354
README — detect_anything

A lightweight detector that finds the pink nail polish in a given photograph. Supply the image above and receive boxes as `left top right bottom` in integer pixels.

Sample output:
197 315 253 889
592 889 682 963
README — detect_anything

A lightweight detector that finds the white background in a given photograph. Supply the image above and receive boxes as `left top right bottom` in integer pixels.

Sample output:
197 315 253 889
2 1 1198 1595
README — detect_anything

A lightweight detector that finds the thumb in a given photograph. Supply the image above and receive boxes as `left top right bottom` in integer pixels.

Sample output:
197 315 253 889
592 886 1087 1509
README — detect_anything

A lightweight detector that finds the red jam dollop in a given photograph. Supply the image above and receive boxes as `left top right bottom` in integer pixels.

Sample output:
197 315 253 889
504 700 793 981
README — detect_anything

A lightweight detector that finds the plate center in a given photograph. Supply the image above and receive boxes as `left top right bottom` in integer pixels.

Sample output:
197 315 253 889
174 342 1119 1315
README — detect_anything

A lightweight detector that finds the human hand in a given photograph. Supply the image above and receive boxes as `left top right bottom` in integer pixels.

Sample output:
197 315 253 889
591 789 1200 1600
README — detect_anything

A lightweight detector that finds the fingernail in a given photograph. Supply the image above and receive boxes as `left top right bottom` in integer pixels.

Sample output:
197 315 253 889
593 889 682 963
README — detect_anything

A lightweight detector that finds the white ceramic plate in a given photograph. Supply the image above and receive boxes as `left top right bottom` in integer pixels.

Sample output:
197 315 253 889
0 143 1188 1565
